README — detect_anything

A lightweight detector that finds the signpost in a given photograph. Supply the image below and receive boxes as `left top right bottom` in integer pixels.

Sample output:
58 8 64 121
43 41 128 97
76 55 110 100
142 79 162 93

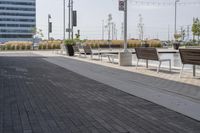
119 0 127 52
118 0 132 66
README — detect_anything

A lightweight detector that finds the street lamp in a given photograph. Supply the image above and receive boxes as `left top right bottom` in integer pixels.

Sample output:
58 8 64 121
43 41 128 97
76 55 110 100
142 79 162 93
118 0 132 66
124 0 128 52
68 0 71 39
102 20 104 40
175 0 180 34
63 0 66 40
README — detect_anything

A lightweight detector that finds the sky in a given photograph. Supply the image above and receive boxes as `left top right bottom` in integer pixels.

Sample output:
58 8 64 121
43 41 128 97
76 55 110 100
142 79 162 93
36 0 200 40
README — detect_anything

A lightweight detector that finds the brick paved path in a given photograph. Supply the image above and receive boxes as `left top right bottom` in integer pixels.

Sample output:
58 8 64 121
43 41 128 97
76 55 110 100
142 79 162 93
0 56 200 133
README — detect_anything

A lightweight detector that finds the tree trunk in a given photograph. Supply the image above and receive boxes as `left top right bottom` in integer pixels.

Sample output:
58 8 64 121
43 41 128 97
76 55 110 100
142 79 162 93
193 34 195 42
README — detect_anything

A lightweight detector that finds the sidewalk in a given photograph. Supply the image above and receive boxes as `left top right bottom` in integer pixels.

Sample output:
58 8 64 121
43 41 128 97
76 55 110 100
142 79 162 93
37 51 200 120
0 52 200 133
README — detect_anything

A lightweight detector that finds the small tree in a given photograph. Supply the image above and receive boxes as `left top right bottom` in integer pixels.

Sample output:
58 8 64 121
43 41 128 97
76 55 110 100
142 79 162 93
32 27 44 39
32 27 44 49
192 18 200 44
174 33 182 41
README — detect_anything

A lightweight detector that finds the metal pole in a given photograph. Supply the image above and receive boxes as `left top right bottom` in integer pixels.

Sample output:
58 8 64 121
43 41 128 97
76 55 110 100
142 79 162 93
112 22 114 40
168 25 170 41
102 20 104 40
71 0 73 39
113 23 116 40
121 22 124 40
48 15 50 40
181 26 183 41
175 1 177 34
116 29 118 40
108 19 111 41
68 0 71 39
187 25 190 40
124 0 128 52
63 0 66 40
175 0 179 34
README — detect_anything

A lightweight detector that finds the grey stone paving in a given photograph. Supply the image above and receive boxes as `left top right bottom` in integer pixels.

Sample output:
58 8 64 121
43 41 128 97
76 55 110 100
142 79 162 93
45 56 200 120
0 56 200 133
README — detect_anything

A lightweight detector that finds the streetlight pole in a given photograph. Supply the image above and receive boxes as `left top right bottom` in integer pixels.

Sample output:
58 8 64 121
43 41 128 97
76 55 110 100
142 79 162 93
124 0 128 52
71 0 74 39
108 14 112 41
118 0 132 66
68 0 71 39
175 0 180 34
63 0 66 40
102 20 104 40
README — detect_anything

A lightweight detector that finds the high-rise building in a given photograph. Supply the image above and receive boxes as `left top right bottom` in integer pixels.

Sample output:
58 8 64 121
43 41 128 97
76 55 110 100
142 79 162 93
0 0 36 42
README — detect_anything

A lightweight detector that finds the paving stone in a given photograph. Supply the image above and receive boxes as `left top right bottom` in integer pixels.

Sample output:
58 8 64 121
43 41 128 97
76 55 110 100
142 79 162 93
0 55 200 133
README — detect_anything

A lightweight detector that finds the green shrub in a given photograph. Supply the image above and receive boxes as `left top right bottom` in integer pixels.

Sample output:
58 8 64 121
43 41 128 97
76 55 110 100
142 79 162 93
1 46 6 50
11 45 15 50
64 39 75 46
47 44 52 49
56 44 61 49
6 45 11 50
16 45 20 50
52 44 56 49
38 45 42 50
43 45 47 50
27 45 31 50
21 45 26 50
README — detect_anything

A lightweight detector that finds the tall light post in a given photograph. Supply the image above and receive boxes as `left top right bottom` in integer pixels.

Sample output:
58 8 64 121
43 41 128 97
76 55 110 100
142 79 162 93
71 0 74 39
174 0 180 34
124 0 128 52
102 20 104 40
63 0 66 40
118 0 132 66
68 0 71 39
108 14 112 41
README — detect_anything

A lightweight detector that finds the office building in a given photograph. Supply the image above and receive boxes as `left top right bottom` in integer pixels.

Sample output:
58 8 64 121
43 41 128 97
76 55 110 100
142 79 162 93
0 0 36 42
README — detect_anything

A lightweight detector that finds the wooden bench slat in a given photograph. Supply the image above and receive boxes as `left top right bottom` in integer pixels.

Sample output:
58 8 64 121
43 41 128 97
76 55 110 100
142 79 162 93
135 47 159 61
179 49 200 65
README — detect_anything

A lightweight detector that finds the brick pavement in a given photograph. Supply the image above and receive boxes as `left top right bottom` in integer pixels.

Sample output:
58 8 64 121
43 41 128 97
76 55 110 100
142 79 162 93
0 55 200 133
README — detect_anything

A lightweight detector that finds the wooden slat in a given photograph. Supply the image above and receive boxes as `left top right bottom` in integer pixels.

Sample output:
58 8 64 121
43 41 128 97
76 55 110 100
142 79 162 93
179 49 200 65
83 46 92 54
135 47 159 61
73 46 80 53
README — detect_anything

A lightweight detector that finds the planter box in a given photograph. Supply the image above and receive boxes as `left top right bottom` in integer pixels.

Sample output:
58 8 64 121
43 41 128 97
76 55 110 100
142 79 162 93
142 43 149 48
65 45 74 56
173 42 180 50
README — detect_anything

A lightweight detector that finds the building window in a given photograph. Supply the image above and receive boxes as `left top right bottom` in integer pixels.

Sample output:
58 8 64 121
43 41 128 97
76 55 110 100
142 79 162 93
0 1 35 6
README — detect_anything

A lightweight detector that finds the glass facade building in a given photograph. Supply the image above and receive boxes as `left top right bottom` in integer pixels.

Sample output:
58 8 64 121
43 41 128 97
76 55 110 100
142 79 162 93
0 0 36 42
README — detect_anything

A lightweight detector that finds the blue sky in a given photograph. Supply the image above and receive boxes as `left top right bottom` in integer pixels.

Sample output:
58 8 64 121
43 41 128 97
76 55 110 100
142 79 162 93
36 0 200 40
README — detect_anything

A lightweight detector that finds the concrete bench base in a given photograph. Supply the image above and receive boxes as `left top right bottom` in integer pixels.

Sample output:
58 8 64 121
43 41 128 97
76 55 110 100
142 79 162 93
119 52 132 66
